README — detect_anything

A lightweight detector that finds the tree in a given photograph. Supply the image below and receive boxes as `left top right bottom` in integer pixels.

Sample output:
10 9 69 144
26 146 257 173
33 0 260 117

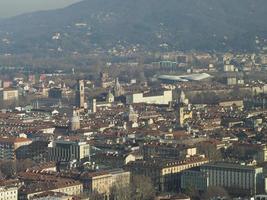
110 184 131 200
89 190 104 200
0 170 5 180
197 143 222 161
0 160 16 177
110 177 131 200
131 175 155 200
201 186 230 200
183 183 200 199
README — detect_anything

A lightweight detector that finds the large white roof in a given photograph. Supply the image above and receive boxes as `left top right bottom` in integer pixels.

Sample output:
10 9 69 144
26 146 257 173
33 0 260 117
158 73 211 82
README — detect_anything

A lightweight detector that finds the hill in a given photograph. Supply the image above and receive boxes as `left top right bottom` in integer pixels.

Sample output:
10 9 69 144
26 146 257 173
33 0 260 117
1 0 267 54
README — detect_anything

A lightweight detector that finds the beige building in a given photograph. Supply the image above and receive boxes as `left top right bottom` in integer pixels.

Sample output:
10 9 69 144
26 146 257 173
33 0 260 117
80 169 130 199
0 186 18 200
178 106 192 127
0 89 19 101
18 172 83 200
219 99 244 110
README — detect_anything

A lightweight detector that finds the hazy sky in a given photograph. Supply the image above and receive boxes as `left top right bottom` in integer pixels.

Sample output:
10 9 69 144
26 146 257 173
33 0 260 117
0 0 81 18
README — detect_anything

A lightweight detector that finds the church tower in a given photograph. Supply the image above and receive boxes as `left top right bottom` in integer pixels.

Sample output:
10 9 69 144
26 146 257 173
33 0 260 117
75 80 85 109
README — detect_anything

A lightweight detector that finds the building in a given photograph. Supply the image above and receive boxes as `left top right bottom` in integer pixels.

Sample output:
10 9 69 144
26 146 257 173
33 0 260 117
224 64 236 72
126 90 173 105
0 137 32 160
106 90 115 103
15 141 49 162
75 80 85 109
158 73 211 82
219 99 244 110
159 61 178 71
143 143 197 160
155 194 190 200
100 72 114 88
89 98 97 113
125 156 208 192
48 140 90 162
18 172 83 200
29 192 77 200
0 88 19 101
70 108 81 131
177 105 192 127
80 169 130 199
113 78 124 97
128 105 138 123
48 87 62 99
200 162 264 196
0 186 18 200
181 170 209 191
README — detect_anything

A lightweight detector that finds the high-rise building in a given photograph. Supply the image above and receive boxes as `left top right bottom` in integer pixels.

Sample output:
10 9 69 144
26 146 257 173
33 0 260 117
75 80 85 109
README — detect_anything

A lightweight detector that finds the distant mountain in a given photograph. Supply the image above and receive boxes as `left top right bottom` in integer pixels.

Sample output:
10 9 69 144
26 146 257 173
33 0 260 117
1 0 267 55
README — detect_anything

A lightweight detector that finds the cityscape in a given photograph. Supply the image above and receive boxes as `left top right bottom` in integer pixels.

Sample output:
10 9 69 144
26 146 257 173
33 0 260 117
0 1 267 200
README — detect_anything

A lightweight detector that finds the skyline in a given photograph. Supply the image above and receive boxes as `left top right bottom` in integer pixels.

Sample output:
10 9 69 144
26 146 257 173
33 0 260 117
0 0 81 18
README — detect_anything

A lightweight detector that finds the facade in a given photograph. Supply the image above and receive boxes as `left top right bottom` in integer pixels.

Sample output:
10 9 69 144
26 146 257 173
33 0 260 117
75 80 85 109
126 156 208 192
155 194 190 200
200 162 264 196
0 186 18 200
30 192 75 200
128 105 138 123
178 106 192 127
70 109 80 131
181 170 209 191
19 180 82 200
219 100 244 110
0 89 19 101
80 169 130 199
0 137 32 160
100 72 114 88
113 78 124 97
48 88 62 99
15 141 49 162
48 140 90 162
143 143 197 160
126 90 173 105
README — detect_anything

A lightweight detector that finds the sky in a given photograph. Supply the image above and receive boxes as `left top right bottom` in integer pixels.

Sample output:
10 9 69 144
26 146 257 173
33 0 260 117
0 0 81 18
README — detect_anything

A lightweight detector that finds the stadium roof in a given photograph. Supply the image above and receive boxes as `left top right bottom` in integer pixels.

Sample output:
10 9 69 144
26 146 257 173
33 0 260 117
158 73 211 82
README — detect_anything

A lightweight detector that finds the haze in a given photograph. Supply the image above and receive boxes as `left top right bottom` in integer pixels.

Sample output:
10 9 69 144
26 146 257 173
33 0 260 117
0 0 81 18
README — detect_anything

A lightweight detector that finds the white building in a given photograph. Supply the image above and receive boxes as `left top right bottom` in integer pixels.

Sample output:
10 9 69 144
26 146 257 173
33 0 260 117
126 90 172 105
0 186 18 200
